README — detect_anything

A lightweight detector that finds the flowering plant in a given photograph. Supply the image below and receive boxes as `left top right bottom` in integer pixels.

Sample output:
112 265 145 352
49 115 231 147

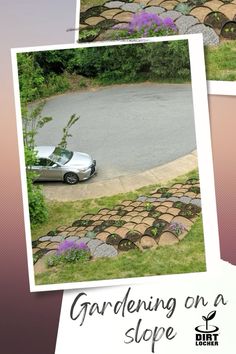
114 12 177 39
47 240 90 267
168 221 186 236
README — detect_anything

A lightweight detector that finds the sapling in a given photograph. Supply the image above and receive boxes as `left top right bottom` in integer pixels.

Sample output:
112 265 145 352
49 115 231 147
202 311 216 330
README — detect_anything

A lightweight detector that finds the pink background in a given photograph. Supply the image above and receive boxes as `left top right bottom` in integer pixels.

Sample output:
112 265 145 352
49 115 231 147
0 1 235 353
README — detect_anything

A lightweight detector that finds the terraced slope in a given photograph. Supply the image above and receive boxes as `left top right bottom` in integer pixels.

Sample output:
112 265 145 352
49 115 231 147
33 177 202 273
79 0 236 44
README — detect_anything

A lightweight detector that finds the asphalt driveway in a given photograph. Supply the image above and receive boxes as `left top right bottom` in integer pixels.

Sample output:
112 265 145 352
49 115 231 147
36 83 196 183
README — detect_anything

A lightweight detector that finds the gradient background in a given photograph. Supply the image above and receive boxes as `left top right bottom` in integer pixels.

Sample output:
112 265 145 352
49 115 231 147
0 1 235 353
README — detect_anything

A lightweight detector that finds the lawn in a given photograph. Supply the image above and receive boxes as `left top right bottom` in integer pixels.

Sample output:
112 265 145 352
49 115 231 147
35 215 205 285
80 0 105 11
205 41 236 81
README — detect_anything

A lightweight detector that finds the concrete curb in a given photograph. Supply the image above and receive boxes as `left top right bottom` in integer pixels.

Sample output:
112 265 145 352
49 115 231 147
42 150 198 201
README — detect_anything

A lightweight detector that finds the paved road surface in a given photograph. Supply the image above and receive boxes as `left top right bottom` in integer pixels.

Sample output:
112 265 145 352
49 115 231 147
36 83 196 183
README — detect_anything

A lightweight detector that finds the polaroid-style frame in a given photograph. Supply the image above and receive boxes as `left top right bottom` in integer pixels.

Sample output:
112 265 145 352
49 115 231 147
11 34 220 292
208 81 236 96
76 0 236 96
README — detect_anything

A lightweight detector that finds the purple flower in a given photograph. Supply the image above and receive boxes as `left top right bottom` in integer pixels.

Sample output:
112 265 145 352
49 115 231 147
57 240 89 255
77 242 89 250
126 11 177 36
168 222 186 235
163 17 177 30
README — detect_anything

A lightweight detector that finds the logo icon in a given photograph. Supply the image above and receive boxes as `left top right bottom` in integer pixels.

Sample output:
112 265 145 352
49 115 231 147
195 311 219 346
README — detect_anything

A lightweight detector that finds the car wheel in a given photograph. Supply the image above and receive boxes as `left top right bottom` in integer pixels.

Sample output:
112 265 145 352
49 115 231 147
64 172 79 185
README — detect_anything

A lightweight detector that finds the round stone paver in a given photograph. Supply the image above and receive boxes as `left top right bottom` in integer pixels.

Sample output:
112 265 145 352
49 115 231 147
96 232 110 242
156 206 168 213
205 0 224 11
124 206 134 212
191 199 201 207
167 207 180 216
175 15 199 34
131 216 144 224
66 226 78 232
114 11 133 22
56 226 67 232
171 216 193 230
135 0 150 5
38 241 52 249
160 0 179 10
162 201 173 207
48 242 60 250
159 232 179 246
34 257 48 274
160 10 182 20
142 217 155 226
77 237 91 244
121 3 142 12
140 236 157 249
148 0 164 5
172 183 182 188
87 239 104 254
93 244 118 258
105 1 124 8
144 5 165 14
66 236 80 241
104 226 118 233
159 213 174 223
100 8 122 18
134 223 149 233
186 23 219 45
219 4 236 19
39 236 51 242
115 227 129 238
125 222 137 230
190 7 212 23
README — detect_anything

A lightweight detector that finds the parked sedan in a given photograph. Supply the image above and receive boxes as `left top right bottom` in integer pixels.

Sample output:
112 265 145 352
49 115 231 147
32 146 96 184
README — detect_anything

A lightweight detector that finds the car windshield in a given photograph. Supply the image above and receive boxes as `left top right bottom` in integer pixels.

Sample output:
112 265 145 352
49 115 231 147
49 147 73 165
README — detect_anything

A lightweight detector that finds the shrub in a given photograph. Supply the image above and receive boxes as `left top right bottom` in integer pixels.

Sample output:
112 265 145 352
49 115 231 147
114 12 177 39
47 240 90 267
25 146 48 225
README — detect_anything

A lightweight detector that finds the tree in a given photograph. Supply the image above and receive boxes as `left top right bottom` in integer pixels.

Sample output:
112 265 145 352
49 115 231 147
58 113 80 149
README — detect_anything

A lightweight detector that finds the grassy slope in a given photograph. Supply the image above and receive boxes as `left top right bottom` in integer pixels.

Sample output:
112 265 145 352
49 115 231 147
80 0 105 11
35 215 205 285
205 41 236 81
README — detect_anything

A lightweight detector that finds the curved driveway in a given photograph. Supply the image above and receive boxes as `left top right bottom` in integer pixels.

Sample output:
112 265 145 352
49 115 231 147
36 83 196 183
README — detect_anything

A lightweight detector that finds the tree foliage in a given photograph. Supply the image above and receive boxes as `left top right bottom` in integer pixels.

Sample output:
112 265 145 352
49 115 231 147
18 40 191 102
58 114 80 149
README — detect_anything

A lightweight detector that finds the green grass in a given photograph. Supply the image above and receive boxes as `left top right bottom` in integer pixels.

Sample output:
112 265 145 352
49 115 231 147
80 0 106 11
35 215 205 285
205 41 236 81
32 169 199 240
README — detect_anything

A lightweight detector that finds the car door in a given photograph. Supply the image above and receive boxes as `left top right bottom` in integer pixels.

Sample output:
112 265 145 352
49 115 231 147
43 159 63 180
32 158 62 181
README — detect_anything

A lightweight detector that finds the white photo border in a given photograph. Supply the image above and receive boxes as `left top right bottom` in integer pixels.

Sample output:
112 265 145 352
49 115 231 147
208 80 236 96
11 34 221 292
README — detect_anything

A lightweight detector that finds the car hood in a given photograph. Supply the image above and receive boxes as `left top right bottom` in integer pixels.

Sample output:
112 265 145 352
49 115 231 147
65 151 93 168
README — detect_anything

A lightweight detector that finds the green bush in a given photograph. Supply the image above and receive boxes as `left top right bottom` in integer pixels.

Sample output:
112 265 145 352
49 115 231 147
18 40 191 102
44 74 70 96
27 179 48 225
24 146 48 225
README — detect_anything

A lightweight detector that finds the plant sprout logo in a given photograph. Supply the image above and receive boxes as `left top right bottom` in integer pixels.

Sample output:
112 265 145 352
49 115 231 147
195 311 219 346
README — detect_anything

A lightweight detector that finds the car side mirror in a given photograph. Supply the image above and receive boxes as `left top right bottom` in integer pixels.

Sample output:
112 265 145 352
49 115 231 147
52 163 58 168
